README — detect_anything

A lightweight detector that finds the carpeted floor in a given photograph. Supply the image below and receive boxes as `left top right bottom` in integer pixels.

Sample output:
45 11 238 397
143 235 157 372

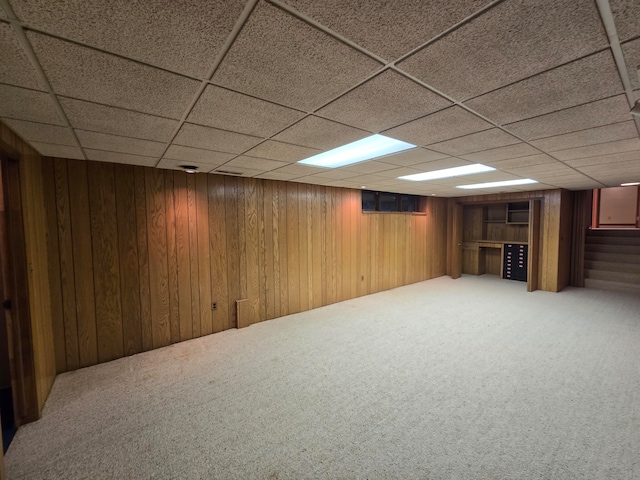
5 275 640 479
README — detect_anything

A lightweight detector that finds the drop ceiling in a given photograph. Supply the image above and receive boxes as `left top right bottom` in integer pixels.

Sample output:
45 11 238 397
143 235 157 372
0 0 639 197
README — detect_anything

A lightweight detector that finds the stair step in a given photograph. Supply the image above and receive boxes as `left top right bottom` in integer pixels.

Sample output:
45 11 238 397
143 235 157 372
585 236 640 246
584 252 640 263
584 244 640 255
584 268 640 284
584 260 640 274
584 278 640 294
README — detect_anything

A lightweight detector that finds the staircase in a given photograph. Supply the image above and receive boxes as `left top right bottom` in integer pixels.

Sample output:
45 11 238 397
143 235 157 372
584 229 640 293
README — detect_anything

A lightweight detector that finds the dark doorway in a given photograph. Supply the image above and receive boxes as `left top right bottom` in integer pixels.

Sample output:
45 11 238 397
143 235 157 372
0 153 17 453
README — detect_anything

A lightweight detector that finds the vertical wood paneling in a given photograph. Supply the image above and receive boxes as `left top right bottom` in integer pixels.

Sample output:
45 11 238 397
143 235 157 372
186 174 201 335
298 183 310 312
311 185 323 308
53 159 79 370
196 174 212 335
209 174 228 332
164 171 180 344
88 162 123 363
263 181 276 319
134 167 153 351
286 183 300 314
40 159 66 373
277 182 289 316
145 168 171 349
244 178 260 325
114 164 142 356
224 176 240 327
41 160 453 373
65 163 99 362
173 172 193 341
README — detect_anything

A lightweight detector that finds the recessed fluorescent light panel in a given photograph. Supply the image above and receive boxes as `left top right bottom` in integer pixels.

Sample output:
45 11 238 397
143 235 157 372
456 178 538 189
298 134 416 168
398 163 495 181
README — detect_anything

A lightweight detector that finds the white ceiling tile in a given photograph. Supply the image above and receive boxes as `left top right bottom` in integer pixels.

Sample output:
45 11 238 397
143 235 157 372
254 171 301 181
398 0 607 100
488 153 557 169
76 130 166 157
317 70 451 132
273 116 369 150
375 167 425 179
0 84 64 125
505 95 632 140
270 163 326 176
621 38 640 90
59 97 178 142
531 121 639 152
85 149 157 166
11 0 246 78
3 118 76 146
552 138 640 161
30 142 84 159
466 51 624 125
243 140 321 163
212 1 381 111
410 158 475 171
383 106 492 146
0 22 46 90
610 0 640 42
187 85 305 137
378 147 449 166
211 167 265 178
342 161 398 174
428 128 520 156
173 123 262 154
164 145 234 165
28 32 200 119
279 0 490 60
311 169 361 180
565 150 640 168
460 143 540 163
224 156 289 172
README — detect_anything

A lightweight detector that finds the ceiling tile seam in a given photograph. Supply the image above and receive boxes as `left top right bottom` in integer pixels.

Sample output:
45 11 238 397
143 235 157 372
55 95 181 122
595 0 640 137
542 137 640 156
0 0 87 160
76 146 160 159
266 0 387 64
200 82 308 115
153 0 261 168
392 0 507 66
3 23 207 84
389 65 608 188
509 118 634 143
71 128 172 145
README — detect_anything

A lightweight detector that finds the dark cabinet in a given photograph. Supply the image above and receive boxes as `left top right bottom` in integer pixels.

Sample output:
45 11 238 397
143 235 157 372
503 244 528 282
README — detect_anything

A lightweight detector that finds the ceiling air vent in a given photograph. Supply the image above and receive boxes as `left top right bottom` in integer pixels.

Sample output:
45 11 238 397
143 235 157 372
215 170 243 176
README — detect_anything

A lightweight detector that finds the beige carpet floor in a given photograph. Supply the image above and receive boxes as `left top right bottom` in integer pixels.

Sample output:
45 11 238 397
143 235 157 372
5 275 640 479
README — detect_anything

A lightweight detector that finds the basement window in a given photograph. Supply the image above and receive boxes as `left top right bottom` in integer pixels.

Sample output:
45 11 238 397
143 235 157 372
362 190 421 213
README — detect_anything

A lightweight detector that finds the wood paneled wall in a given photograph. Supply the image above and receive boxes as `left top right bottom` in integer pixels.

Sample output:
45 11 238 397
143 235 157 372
43 158 448 372
0 122 56 419
449 189 571 292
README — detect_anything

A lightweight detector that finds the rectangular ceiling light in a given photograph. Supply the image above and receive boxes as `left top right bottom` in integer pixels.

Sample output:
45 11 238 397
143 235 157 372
457 178 538 189
398 163 495 181
621 182 640 186
298 134 416 168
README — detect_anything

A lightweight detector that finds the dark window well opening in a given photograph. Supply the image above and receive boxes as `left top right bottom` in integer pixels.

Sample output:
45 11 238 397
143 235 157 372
362 190 422 213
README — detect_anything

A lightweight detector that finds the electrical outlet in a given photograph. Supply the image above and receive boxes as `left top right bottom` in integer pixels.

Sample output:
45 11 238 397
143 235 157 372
212 302 217 311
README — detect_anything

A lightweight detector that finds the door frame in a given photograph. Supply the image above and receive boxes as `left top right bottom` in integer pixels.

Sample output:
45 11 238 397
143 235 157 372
0 146 39 427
